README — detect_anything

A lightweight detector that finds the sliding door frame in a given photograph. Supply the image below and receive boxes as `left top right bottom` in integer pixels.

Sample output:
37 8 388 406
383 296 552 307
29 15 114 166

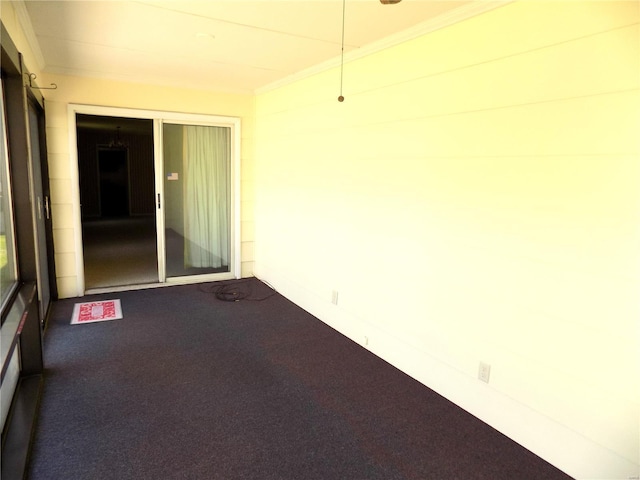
68 104 241 295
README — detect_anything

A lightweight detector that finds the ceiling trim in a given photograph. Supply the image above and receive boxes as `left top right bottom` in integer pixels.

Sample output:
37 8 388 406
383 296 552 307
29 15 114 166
255 0 513 95
12 0 46 71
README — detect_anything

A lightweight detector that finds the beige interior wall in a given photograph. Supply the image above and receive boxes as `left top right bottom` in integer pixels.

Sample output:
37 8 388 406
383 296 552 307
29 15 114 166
254 2 639 479
45 76 255 296
39 75 254 297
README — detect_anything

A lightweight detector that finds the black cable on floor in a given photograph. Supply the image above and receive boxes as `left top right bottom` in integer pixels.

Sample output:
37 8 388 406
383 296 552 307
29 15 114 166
198 279 276 302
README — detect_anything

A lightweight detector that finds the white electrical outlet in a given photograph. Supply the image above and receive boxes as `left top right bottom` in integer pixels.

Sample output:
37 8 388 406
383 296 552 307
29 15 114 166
478 362 491 383
331 290 339 305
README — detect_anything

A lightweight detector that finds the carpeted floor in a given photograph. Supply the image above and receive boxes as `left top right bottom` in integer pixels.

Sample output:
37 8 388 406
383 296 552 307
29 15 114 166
28 279 573 480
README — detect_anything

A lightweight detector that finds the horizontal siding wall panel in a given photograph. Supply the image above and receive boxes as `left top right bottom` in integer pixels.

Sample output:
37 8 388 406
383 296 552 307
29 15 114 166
254 1 639 478
23 69 256 295
257 89 639 160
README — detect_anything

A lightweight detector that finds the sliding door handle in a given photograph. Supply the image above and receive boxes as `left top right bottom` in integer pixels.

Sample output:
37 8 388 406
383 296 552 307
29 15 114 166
157 193 161 209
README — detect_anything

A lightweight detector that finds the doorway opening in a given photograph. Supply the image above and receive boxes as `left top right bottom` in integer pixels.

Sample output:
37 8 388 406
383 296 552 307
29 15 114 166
77 114 158 289
71 105 241 295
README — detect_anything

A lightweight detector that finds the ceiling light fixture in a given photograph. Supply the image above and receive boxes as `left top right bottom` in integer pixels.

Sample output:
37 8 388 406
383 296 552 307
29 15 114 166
108 126 127 149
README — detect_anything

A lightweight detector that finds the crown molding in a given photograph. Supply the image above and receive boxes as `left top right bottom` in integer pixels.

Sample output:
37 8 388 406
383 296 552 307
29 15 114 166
12 0 46 71
255 0 513 95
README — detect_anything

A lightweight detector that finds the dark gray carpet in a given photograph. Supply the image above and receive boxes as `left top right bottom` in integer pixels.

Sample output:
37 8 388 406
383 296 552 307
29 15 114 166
28 279 573 480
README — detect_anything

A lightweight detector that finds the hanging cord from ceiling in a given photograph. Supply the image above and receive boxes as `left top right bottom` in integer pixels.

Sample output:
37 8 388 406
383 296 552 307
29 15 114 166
338 0 346 102
199 278 277 302
337 0 402 101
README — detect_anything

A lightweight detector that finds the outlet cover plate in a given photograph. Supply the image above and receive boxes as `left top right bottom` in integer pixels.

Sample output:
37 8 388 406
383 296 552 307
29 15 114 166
478 362 491 383
331 290 339 305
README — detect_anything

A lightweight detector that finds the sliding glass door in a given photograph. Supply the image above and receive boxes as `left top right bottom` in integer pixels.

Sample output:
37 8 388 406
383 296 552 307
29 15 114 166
69 105 240 293
27 98 53 322
162 123 232 279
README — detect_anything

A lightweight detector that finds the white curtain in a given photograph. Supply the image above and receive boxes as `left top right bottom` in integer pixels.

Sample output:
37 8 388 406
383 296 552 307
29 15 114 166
183 125 230 268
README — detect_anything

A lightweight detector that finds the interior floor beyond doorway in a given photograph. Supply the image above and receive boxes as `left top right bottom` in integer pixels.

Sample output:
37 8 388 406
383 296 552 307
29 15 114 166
82 216 158 290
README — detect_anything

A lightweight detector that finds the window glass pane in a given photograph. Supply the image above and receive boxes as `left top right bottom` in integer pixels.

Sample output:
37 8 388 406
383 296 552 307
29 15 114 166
0 78 18 311
163 123 231 278
0 346 20 430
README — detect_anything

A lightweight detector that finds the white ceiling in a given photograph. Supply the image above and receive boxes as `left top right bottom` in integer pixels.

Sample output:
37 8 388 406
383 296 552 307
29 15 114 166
20 0 503 94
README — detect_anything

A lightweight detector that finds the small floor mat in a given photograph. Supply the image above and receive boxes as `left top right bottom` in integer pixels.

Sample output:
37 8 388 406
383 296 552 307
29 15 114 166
71 299 122 325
